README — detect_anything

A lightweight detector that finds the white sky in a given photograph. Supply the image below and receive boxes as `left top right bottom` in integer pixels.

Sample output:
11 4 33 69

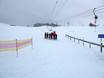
0 0 103 25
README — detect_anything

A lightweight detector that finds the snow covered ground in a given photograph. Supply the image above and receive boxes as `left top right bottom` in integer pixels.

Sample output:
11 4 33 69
0 24 104 78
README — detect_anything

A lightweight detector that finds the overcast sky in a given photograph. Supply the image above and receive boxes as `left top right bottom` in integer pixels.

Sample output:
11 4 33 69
0 0 103 26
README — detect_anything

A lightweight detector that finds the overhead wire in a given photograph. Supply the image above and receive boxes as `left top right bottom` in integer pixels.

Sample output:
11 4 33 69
48 0 59 23
52 0 70 21
46 0 60 31
47 0 69 30
56 4 104 23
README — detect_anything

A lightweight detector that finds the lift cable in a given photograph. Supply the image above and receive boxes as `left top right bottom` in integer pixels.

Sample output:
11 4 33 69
56 5 104 23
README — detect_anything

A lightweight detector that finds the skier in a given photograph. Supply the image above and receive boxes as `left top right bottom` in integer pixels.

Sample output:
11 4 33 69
49 33 51 39
44 32 47 39
53 31 57 40
44 32 48 39
46 32 48 39
51 31 57 40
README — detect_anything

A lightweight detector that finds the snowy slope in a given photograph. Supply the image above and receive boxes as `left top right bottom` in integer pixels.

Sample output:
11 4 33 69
0 24 104 78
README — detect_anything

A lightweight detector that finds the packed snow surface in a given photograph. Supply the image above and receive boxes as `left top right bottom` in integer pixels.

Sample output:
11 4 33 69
0 24 104 78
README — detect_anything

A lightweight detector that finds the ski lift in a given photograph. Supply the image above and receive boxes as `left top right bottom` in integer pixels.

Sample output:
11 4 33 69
89 8 98 27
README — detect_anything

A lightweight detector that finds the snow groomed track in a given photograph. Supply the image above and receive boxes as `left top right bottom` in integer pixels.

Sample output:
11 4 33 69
0 25 104 78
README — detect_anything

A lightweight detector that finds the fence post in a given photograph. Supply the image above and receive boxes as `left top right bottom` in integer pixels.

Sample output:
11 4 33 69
70 37 71 40
78 39 80 44
74 38 75 42
100 43 103 53
83 41 84 46
89 43 91 48
31 38 33 49
16 39 18 57
100 38 103 53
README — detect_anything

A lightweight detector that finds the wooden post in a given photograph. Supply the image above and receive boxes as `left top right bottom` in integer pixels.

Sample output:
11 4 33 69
100 43 103 53
78 40 80 44
100 38 102 44
100 38 102 53
31 38 33 49
83 41 84 46
74 38 75 42
70 37 71 40
89 43 91 48
16 39 18 57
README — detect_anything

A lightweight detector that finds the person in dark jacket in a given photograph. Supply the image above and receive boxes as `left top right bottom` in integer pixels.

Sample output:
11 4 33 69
51 31 57 40
49 33 51 39
53 31 57 40
44 32 47 39
46 32 48 39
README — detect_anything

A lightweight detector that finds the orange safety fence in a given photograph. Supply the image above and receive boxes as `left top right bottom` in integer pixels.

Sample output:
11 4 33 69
0 38 32 52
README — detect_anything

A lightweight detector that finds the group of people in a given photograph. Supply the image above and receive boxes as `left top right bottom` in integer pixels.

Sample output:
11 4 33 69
44 31 57 40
